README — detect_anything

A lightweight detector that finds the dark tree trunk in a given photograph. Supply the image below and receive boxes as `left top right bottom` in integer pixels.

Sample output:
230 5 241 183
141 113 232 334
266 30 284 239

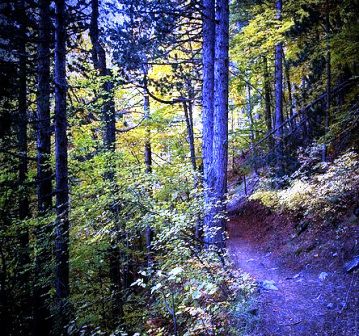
274 0 284 177
322 0 331 162
245 78 257 172
204 0 229 249
37 0 53 214
143 89 153 267
143 89 152 174
54 0 70 331
263 57 273 151
17 0 31 331
89 0 116 152
90 0 123 323
202 0 215 238
284 57 295 129
33 0 53 333
17 1 30 221
183 101 197 171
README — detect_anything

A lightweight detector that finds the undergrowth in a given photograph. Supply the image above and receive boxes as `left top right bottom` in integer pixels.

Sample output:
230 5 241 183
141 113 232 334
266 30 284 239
250 148 359 224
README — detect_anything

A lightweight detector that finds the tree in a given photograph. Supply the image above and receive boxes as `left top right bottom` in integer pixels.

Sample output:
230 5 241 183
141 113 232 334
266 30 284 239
274 0 284 177
33 0 54 332
203 0 229 249
54 0 70 330
89 0 116 152
202 0 215 243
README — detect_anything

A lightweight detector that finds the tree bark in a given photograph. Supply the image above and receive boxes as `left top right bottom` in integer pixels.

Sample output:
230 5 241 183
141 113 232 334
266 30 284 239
17 0 31 331
183 101 197 171
263 57 273 151
33 0 53 333
322 0 331 162
89 0 116 152
36 0 53 214
284 56 295 130
202 0 215 239
245 78 258 172
54 0 70 330
274 0 284 177
204 0 229 249
143 88 153 267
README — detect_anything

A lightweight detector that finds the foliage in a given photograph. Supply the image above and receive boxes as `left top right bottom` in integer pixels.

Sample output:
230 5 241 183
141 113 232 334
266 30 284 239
251 150 359 222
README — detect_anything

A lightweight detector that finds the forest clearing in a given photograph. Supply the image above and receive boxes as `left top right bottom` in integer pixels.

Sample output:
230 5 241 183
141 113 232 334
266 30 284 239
0 0 358 335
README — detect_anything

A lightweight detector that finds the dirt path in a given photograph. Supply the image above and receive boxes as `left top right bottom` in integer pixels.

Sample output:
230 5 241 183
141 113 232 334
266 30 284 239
227 203 358 336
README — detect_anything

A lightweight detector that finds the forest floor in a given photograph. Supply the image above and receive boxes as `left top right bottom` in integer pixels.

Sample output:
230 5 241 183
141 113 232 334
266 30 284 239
227 201 358 336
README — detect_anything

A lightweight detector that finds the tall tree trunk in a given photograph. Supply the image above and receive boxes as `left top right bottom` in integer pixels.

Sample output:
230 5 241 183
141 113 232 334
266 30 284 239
263 57 273 152
90 0 123 323
89 0 116 152
36 0 53 214
284 55 295 130
183 101 197 171
204 0 229 249
144 92 152 174
274 0 284 177
17 0 31 330
54 0 70 331
143 89 153 267
245 78 257 173
33 0 53 334
202 0 215 240
322 0 331 162
300 76 308 140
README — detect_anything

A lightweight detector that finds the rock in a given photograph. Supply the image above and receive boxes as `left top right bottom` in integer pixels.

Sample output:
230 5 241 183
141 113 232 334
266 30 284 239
344 256 359 273
319 272 328 281
260 280 279 291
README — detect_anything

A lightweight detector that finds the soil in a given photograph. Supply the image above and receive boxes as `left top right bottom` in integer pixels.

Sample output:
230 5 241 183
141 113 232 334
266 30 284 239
227 201 359 336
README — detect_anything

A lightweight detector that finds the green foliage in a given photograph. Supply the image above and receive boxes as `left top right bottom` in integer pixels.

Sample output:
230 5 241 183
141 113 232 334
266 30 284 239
251 149 359 222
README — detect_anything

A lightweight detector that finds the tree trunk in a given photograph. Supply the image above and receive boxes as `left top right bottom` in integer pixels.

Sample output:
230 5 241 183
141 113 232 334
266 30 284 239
322 0 331 162
183 101 197 171
263 57 273 152
274 0 284 177
90 0 123 323
33 0 53 334
89 0 116 153
54 0 70 331
36 0 53 214
204 0 229 249
17 0 31 330
143 89 153 267
284 57 295 130
245 78 257 172
202 0 215 240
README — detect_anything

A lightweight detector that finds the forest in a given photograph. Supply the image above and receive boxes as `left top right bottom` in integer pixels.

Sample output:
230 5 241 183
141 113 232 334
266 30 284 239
0 0 358 335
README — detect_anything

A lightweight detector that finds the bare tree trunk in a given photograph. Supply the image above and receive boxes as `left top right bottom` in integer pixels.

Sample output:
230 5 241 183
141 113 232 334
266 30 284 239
143 88 153 267
183 101 197 171
274 0 284 177
144 92 152 174
263 57 273 152
89 0 116 152
204 0 229 249
90 0 123 323
33 0 53 334
245 78 257 173
202 0 215 243
322 0 331 162
17 0 31 331
284 55 295 130
54 0 70 331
